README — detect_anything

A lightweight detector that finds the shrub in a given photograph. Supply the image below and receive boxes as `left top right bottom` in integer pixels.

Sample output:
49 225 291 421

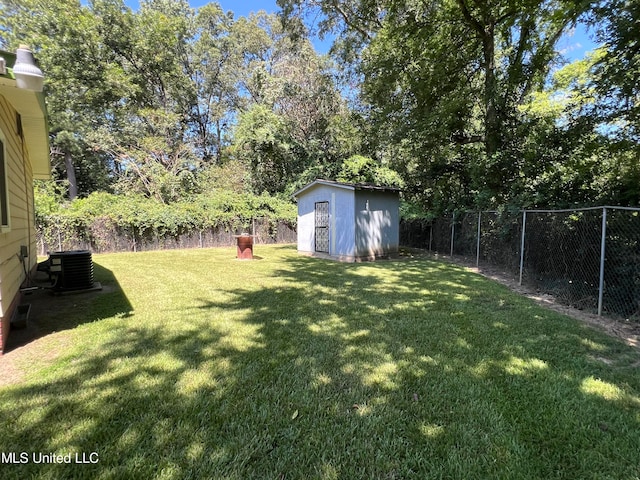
35 185 297 252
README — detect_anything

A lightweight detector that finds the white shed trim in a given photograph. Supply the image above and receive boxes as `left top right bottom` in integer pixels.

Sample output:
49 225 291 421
292 179 400 199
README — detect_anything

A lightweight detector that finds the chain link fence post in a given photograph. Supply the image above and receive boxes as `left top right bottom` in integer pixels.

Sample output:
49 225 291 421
476 212 481 267
519 210 527 286
598 207 607 316
450 212 455 257
429 221 433 252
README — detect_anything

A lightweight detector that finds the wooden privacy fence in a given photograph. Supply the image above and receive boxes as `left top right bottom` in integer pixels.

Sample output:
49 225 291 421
38 217 297 255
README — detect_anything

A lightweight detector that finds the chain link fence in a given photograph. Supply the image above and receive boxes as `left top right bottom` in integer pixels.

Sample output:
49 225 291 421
400 206 640 322
523 209 602 312
604 208 640 318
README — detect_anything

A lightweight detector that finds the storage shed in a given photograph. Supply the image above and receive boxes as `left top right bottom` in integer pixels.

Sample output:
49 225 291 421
293 179 400 262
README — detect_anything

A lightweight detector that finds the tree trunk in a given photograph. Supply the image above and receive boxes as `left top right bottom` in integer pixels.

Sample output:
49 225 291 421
482 25 499 158
455 0 501 157
64 150 78 200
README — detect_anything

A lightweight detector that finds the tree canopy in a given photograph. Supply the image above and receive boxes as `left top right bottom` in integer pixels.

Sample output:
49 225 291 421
1 0 638 215
279 0 639 211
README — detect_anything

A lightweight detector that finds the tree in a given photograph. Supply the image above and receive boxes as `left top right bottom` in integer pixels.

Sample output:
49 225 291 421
593 0 640 140
3 0 357 201
232 104 297 194
336 155 403 186
232 13 359 194
2 0 121 199
185 3 244 163
279 0 595 210
503 47 640 208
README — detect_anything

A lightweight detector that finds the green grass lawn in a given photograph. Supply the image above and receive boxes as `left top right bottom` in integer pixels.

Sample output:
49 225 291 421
1 245 639 479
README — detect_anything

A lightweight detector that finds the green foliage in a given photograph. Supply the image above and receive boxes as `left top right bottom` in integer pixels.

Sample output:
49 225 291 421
593 0 640 139
193 160 250 194
281 0 621 214
233 104 298 194
505 48 640 209
33 180 67 218
361 0 592 210
8 0 640 223
336 155 404 187
34 185 296 250
523 49 606 127
399 200 432 221
231 33 359 195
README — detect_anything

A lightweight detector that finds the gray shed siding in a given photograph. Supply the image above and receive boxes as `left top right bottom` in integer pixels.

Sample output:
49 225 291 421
354 190 400 259
296 184 355 258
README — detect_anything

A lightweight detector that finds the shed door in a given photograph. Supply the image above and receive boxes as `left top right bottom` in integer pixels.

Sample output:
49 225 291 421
314 201 330 253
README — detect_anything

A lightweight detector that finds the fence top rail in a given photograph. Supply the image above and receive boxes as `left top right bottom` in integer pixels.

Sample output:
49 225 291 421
524 205 640 214
524 206 604 213
402 205 640 221
602 205 640 212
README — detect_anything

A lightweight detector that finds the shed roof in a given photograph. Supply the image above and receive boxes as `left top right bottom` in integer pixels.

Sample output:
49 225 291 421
0 49 50 180
292 179 401 199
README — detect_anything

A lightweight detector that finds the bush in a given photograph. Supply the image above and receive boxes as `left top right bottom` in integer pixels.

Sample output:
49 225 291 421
35 184 297 252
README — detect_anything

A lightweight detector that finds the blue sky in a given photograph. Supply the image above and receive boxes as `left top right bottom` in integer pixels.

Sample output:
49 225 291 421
557 23 599 62
209 0 280 18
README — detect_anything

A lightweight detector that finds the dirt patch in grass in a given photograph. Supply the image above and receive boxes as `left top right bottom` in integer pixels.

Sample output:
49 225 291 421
0 284 117 388
0 333 73 388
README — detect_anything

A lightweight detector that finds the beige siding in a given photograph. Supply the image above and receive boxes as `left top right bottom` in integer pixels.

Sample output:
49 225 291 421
0 94 36 320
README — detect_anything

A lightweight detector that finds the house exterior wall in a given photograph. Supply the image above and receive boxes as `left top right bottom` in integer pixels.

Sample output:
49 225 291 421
354 190 400 260
0 95 37 353
296 184 355 258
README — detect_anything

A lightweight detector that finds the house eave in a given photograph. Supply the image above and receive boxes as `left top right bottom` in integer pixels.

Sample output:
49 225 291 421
0 49 51 180
0 79 50 179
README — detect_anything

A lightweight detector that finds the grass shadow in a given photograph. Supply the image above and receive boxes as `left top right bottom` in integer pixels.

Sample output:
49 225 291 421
0 246 639 479
4 261 133 353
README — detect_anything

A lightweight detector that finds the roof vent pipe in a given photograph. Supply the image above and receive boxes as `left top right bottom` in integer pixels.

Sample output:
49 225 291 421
13 45 44 92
